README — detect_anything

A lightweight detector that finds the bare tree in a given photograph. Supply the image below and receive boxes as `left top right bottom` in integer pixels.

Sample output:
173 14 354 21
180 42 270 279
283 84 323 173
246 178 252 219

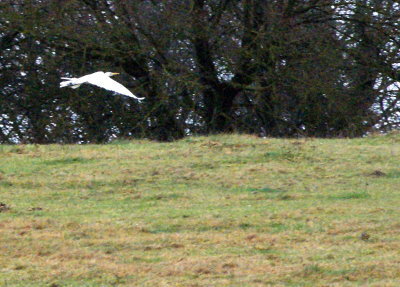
1 0 399 143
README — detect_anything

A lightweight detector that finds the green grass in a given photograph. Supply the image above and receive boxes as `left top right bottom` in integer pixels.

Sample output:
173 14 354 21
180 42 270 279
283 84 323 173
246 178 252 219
1 133 400 286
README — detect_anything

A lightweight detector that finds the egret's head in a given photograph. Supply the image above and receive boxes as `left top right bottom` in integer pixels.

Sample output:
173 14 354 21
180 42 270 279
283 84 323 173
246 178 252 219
105 72 120 77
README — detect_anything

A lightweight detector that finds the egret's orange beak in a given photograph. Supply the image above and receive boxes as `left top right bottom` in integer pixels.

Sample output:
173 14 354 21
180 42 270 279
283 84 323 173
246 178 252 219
111 72 120 76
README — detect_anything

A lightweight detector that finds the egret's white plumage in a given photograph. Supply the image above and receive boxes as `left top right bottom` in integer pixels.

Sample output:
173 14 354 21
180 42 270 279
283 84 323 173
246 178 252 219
60 71 144 100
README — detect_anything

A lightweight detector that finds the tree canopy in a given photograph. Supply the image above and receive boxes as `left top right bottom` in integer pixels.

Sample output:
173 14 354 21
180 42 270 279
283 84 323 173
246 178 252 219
1 0 399 143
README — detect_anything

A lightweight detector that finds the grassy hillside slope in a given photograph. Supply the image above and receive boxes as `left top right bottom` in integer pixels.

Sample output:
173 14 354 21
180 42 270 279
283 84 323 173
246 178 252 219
1 134 400 286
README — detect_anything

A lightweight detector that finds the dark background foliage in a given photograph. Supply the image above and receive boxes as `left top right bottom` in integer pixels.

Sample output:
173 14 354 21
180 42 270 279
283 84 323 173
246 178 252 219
1 0 399 143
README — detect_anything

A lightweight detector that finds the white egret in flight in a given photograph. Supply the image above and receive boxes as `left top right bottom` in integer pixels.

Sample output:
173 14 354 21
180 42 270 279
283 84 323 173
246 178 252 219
60 71 144 100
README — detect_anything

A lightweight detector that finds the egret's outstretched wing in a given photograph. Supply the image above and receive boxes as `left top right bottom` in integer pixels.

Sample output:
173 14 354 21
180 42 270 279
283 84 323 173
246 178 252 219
86 75 144 100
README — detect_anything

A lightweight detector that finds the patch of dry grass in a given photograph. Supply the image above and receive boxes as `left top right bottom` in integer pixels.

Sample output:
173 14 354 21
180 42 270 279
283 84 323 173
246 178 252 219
1 133 400 286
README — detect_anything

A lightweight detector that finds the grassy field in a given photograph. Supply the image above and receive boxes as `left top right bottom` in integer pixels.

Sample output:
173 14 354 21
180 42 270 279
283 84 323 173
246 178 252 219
0 134 400 286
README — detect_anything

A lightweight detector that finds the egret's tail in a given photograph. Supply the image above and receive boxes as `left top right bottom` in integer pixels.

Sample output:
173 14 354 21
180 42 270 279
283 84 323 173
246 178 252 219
60 78 81 89
60 81 72 88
